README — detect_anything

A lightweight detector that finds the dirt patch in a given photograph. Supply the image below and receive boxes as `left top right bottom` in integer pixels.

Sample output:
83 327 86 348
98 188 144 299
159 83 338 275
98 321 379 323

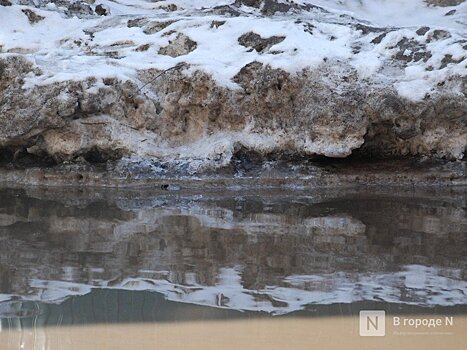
158 33 197 57
21 9 45 24
238 32 285 53
425 0 464 6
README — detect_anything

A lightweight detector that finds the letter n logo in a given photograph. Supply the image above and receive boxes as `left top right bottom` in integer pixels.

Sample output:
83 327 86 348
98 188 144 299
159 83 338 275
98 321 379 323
359 310 386 336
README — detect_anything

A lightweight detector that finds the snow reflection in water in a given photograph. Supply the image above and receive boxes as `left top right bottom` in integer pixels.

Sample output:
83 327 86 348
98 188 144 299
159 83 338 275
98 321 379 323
0 186 465 319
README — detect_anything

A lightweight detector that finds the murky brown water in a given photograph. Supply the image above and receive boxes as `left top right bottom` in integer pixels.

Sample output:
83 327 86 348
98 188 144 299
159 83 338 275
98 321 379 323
0 186 466 349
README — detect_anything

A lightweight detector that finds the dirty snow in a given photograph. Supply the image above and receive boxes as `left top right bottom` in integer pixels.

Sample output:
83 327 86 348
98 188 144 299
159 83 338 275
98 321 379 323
0 0 466 101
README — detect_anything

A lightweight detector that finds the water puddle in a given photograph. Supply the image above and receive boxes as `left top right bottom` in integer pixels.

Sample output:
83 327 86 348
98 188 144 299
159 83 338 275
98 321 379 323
0 186 465 348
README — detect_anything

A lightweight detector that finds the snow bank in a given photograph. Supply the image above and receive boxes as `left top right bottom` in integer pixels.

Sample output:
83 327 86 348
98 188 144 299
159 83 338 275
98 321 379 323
1 0 465 97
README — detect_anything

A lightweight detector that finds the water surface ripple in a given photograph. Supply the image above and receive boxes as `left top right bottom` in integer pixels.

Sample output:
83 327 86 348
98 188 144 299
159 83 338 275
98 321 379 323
0 187 465 319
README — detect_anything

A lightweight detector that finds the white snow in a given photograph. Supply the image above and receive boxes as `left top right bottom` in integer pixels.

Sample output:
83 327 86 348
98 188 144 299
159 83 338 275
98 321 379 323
1 265 466 315
1 0 465 101
296 0 467 30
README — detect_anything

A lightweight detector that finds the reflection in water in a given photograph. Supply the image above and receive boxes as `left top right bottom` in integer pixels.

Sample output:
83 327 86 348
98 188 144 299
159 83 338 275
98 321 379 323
0 187 465 320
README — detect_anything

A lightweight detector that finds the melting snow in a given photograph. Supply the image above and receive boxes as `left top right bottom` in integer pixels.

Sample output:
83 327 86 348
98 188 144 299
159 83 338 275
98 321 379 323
0 0 465 101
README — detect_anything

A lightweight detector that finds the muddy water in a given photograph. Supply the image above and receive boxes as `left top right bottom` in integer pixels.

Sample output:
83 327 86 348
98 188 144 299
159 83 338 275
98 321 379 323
2 316 467 350
0 186 466 349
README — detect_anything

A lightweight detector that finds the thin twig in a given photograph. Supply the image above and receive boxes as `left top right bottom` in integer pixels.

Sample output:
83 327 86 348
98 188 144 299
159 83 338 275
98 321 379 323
80 121 108 125
128 63 184 99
